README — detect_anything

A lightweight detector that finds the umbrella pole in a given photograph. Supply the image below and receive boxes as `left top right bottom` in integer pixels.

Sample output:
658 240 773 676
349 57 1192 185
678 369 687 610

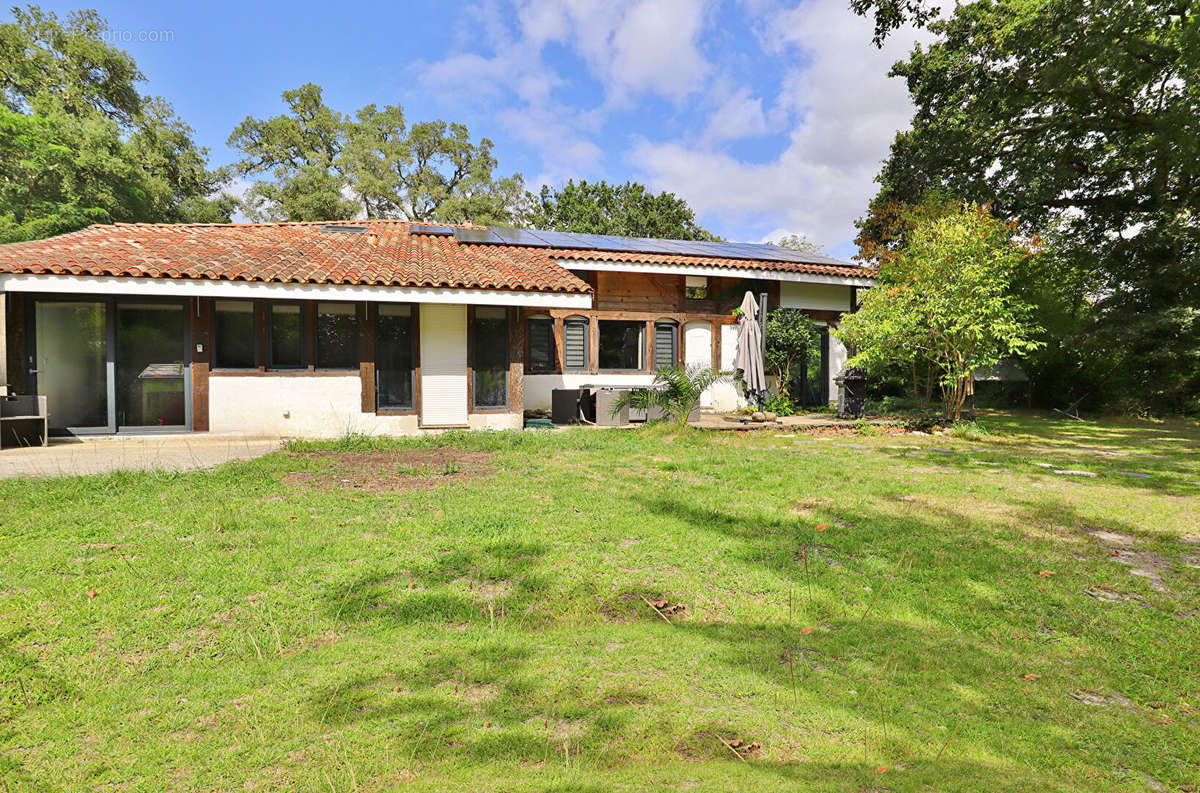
758 291 768 406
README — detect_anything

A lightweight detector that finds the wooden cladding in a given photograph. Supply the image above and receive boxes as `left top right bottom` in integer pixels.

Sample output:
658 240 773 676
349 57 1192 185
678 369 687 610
594 272 684 313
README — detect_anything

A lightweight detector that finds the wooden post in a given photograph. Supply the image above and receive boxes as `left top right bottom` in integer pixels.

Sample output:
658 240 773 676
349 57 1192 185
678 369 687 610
359 302 375 413
589 315 599 374
508 308 524 412
190 297 211 432
710 319 721 371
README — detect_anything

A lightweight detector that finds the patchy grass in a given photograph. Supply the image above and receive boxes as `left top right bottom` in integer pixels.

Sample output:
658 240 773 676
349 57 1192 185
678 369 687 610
1 411 1198 792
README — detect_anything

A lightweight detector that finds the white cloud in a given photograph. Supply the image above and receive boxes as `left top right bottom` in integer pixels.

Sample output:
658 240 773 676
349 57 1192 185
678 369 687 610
419 0 713 187
701 83 771 144
632 0 929 251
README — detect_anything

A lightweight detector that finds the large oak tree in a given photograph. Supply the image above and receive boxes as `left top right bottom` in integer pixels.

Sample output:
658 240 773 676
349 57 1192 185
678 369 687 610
229 85 524 225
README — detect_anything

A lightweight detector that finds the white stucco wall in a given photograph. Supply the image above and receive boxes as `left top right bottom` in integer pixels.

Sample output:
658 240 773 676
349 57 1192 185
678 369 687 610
779 281 853 312
711 323 747 412
208 375 518 438
684 320 713 407
828 333 848 406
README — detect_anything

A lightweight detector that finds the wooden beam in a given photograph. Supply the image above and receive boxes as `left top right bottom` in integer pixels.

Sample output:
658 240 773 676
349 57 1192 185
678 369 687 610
710 319 721 371
190 297 211 432
359 302 375 413
507 307 524 412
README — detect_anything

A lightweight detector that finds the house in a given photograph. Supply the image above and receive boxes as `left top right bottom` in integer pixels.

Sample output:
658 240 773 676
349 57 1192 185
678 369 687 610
0 221 875 437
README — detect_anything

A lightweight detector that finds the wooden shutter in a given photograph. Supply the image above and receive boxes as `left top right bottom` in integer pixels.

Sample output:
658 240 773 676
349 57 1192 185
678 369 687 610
564 318 588 370
654 322 676 370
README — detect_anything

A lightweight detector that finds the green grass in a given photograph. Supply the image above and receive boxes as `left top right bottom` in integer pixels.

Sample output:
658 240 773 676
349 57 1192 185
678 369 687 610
2 411 1198 792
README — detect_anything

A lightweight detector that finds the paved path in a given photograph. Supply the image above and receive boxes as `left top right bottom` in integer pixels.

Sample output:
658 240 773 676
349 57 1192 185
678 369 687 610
0 434 281 479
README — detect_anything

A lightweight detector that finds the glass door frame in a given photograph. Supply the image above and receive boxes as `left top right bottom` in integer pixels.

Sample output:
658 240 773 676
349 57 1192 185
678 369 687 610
24 293 193 435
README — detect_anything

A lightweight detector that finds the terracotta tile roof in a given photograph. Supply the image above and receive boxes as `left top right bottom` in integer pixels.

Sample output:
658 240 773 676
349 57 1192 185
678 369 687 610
553 248 875 279
0 220 592 294
0 220 875 292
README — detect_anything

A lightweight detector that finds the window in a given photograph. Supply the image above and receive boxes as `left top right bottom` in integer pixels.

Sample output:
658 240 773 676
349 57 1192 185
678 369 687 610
316 302 358 369
268 303 304 368
528 316 555 373
213 299 255 368
376 304 415 409
598 320 644 370
472 306 508 408
563 316 589 371
653 320 678 370
685 275 709 300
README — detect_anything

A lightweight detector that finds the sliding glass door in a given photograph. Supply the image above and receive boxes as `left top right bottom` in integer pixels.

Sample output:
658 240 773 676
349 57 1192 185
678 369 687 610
116 303 188 428
29 297 190 434
33 300 112 433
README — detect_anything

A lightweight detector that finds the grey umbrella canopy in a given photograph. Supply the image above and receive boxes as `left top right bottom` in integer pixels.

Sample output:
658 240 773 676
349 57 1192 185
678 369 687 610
735 291 766 399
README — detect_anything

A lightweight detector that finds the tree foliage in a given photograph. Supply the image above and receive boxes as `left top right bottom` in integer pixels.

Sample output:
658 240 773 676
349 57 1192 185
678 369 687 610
611 366 731 425
772 233 824 255
521 180 717 240
229 84 524 224
0 5 233 241
853 0 1200 413
837 206 1043 421
764 308 820 392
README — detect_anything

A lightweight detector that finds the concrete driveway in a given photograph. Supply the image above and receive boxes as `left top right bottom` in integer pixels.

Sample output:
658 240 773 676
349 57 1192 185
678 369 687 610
0 433 281 479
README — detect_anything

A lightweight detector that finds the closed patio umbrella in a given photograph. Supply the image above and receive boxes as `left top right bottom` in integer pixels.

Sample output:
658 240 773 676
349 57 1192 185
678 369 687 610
735 291 766 402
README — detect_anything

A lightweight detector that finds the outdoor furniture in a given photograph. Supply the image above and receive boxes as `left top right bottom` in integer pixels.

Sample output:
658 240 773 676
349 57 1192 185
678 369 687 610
834 367 868 419
1053 396 1085 421
1 395 48 448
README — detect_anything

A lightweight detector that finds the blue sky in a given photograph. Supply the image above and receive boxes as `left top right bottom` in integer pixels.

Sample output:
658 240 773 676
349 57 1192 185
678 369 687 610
21 0 924 258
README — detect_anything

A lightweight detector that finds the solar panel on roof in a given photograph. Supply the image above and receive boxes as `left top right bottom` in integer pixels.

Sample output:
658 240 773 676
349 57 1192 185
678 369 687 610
524 230 592 249
319 224 367 234
450 224 858 267
453 227 493 244
410 224 456 235
486 227 552 247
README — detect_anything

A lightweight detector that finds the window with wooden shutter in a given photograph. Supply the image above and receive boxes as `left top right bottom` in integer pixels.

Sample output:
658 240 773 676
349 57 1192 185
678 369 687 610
564 316 588 371
654 320 677 370
528 316 555 372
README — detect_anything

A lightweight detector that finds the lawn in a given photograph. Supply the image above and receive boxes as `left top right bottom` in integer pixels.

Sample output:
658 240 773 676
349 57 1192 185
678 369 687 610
1 412 1198 792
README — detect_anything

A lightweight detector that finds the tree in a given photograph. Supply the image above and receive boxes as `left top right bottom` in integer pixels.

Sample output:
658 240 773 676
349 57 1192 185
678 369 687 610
764 308 820 395
773 233 824 255
229 85 524 224
522 180 717 240
0 6 233 241
345 105 524 225
611 366 731 425
835 206 1044 421
851 0 1200 412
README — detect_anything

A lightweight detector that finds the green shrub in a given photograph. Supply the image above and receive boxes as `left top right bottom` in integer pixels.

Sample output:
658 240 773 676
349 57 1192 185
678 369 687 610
763 392 796 417
949 420 990 439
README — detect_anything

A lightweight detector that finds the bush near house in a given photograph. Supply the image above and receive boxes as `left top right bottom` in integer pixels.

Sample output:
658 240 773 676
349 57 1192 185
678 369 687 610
837 206 1043 422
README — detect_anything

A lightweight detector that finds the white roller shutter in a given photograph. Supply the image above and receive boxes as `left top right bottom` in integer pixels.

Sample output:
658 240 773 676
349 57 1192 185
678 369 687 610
420 304 469 426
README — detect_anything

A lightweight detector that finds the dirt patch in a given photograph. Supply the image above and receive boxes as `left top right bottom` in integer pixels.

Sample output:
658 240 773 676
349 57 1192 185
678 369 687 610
282 449 493 493
437 680 499 706
1085 528 1171 592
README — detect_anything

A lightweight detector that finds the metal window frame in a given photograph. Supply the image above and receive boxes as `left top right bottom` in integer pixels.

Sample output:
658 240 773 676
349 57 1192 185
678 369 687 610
314 300 360 371
266 301 306 370
563 315 589 372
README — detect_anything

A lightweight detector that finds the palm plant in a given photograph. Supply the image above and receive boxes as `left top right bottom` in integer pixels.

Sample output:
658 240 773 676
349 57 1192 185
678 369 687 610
611 365 732 425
